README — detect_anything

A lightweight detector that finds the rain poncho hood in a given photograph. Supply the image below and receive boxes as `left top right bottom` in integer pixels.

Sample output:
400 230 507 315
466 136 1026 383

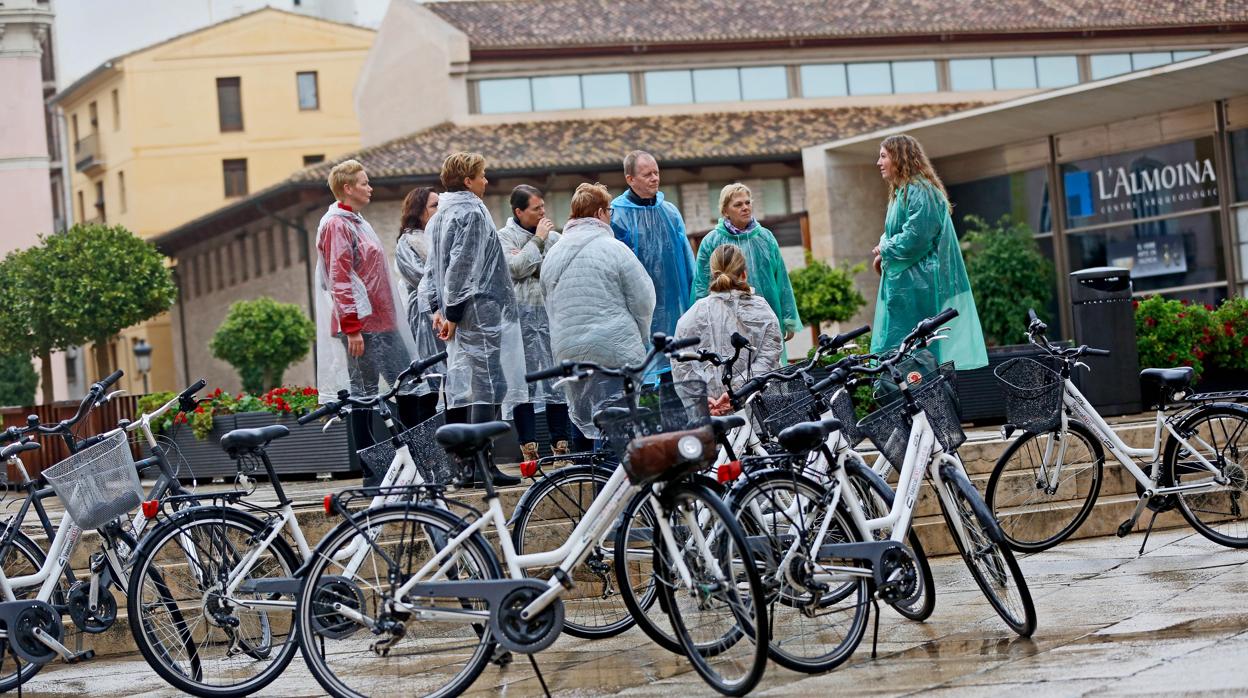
395 228 446 397
543 216 656 436
610 190 694 374
424 191 527 408
498 217 564 406
671 290 783 394
693 218 801 361
870 179 988 370
314 203 417 399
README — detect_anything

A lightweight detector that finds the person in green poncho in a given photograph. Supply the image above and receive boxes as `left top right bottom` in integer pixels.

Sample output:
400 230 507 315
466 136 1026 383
870 134 989 370
692 183 801 361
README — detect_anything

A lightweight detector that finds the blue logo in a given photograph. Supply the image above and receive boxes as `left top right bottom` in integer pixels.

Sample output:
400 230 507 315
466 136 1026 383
1064 171 1093 218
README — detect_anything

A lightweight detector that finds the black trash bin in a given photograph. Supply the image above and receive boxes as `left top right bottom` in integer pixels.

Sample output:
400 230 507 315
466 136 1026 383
1069 267 1142 416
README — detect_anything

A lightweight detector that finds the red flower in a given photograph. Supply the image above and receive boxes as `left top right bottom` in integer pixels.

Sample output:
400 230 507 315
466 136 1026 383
1242 336 1248 347
194 406 205 414
1132 300 1139 309
1226 323 1236 337
1181 299 1190 305
1194 349 1205 359
1177 312 1186 319
1205 304 1215 311
1145 317 1157 327
1168 352 1177 362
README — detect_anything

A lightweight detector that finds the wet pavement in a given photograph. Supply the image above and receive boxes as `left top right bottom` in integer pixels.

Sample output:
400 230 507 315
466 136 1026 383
18 527 1248 697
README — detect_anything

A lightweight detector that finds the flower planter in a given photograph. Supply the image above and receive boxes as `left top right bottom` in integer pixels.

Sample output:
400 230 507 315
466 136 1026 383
146 411 355 480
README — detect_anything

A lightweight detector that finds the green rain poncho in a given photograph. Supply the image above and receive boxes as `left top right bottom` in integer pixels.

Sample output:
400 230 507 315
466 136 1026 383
870 178 988 370
692 219 801 361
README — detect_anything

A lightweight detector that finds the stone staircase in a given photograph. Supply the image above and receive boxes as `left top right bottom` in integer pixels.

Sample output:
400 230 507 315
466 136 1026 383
20 415 1188 661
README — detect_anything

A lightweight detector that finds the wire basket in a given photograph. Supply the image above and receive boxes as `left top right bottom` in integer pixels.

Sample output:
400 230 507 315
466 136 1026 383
994 356 1065 433
357 411 455 486
43 432 143 530
828 387 867 449
857 363 964 468
748 367 810 438
598 381 710 465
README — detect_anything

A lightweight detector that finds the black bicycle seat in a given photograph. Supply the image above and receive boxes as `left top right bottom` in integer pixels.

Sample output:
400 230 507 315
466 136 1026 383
1139 367 1193 390
435 421 512 456
777 417 841 454
711 415 746 438
220 425 291 452
592 407 632 430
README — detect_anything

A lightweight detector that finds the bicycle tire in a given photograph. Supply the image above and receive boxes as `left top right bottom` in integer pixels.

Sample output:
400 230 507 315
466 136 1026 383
126 506 301 698
510 463 633 639
986 420 1104 552
1164 403 1248 548
296 502 502 698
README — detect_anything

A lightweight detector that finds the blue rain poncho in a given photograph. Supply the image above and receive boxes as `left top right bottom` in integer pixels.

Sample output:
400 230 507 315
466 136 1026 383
497 217 564 407
870 178 989 370
423 191 528 408
610 191 695 374
692 218 801 361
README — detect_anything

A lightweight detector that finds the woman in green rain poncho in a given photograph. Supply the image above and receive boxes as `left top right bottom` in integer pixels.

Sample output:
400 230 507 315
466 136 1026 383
692 183 801 361
870 134 988 370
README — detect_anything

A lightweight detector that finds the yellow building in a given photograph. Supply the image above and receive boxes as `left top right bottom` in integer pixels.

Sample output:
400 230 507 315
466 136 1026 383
51 8 374 394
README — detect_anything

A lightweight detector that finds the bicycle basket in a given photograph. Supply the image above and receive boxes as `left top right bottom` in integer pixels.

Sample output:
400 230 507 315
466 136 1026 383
994 356 1065 434
598 381 711 476
43 432 142 530
748 366 809 437
758 390 823 441
856 363 964 468
828 387 866 449
357 411 455 486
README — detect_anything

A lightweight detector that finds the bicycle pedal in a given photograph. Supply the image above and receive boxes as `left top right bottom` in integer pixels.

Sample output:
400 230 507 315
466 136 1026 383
1116 520 1133 538
64 649 94 664
491 649 513 666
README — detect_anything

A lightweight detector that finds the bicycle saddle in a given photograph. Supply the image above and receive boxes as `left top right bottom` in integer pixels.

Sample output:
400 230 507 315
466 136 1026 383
435 421 512 456
710 415 746 438
778 417 841 454
592 407 632 430
1139 367 1193 390
220 425 291 452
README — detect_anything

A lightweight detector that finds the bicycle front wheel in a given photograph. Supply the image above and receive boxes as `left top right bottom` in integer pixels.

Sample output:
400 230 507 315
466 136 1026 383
986 420 1103 552
1165 403 1248 547
654 481 768 696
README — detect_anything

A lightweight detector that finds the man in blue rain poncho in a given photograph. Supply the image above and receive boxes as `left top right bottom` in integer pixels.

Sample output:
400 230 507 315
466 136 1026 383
610 151 695 378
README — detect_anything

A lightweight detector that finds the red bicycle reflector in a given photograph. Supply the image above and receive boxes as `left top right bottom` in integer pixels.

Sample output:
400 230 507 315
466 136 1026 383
519 460 538 478
141 500 159 519
323 494 334 515
717 461 742 484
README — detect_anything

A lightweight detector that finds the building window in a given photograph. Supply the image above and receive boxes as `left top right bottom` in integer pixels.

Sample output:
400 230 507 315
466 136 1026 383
693 68 741 103
1036 56 1080 88
949 58 994 90
1087 51 1199 80
581 73 631 109
72 114 80 146
644 70 694 105
303 154 325 166
532 74 581 111
94 180 105 222
76 190 84 222
223 158 248 198
478 78 531 114
846 62 891 95
740 66 788 100
118 171 126 212
111 89 120 130
297 71 319 110
1232 129 1248 203
993 57 1038 89
800 64 847 97
891 60 938 93
88 101 98 131
217 77 243 132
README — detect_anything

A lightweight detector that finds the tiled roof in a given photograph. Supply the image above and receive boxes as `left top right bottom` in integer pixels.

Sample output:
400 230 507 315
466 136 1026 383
424 0 1248 50
291 103 976 181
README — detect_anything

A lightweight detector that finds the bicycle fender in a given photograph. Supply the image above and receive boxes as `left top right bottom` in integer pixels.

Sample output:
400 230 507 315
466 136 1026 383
939 463 1007 545
844 458 895 507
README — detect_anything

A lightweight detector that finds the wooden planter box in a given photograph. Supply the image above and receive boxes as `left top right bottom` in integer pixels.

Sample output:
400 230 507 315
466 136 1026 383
146 411 356 480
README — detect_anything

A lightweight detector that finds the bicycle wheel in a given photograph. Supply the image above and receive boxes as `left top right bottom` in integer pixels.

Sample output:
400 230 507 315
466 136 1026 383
511 463 632 638
939 468 1036 637
297 502 502 698
986 420 1104 552
845 469 935 622
127 506 300 698
654 480 768 696
730 469 869 674
1165 403 1248 547
0 530 57 692
614 488 678 653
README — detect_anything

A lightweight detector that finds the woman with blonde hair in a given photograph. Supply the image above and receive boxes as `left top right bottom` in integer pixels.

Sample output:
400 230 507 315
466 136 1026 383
673 243 782 414
871 134 987 369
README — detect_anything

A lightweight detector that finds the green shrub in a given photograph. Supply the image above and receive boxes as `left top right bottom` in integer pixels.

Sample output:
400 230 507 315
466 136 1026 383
961 215 1055 347
1133 296 1214 379
789 253 867 329
209 298 315 394
0 354 38 407
1209 297 1248 372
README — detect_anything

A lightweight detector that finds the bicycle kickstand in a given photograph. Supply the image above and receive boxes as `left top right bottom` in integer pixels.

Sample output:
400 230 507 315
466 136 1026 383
1138 509 1161 557
870 596 881 659
528 654 552 698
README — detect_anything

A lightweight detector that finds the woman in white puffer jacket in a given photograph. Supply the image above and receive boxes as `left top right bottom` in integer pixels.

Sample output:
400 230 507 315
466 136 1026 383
543 183 656 438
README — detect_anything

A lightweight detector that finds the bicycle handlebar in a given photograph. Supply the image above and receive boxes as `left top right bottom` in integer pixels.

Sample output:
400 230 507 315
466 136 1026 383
296 351 450 424
524 336 701 384
1023 309 1110 360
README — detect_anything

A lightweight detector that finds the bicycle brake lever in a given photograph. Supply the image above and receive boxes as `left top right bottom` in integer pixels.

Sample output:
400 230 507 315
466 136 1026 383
1075 361 1091 372
928 333 950 343
553 369 592 390
103 389 127 403
322 415 342 433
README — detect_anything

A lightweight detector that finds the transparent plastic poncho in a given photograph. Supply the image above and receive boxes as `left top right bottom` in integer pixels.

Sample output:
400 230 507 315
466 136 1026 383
671 290 783 398
870 179 989 370
423 191 527 409
497 217 564 407
394 228 447 398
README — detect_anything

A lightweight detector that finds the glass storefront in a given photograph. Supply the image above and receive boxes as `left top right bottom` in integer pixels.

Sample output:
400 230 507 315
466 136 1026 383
1231 128 1248 293
947 167 1052 236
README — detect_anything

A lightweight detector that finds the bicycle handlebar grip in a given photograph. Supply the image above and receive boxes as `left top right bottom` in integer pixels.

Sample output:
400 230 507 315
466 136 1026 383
931 307 959 327
526 362 569 383
178 378 207 400
1084 347 1111 357
825 324 870 350
1027 308 1040 325
411 351 449 376
98 369 125 391
812 367 849 394
735 376 766 402
666 336 700 351
298 402 339 425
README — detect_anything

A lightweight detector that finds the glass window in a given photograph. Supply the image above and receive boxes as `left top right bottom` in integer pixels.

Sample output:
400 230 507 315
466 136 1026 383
532 74 582 111
296 71 319 110
547 190 573 227
1090 53 1132 79
1036 55 1079 88
1131 52 1173 70
891 60 937 93
692 68 741 103
799 64 847 97
478 78 531 113
947 167 1053 237
581 73 632 108
759 179 789 218
644 70 693 104
303 154 324 166
993 57 1037 89
740 66 788 100
216 77 242 132
223 158 248 198
1237 207 1248 286
1066 211 1225 295
660 186 681 214
847 62 891 95
1173 50 1212 62
949 58 994 91
1232 129 1248 203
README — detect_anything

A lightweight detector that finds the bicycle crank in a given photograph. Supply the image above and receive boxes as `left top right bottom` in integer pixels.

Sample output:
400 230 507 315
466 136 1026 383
67 581 118 634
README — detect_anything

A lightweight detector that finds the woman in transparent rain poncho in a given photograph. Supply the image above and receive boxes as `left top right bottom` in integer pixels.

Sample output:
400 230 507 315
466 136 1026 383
424 152 527 485
313 159 422 448
497 184 575 463
544 183 656 441
394 186 446 425
673 243 783 414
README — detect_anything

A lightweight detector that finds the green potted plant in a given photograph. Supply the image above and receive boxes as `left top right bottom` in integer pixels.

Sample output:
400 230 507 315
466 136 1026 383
788 253 867 347
210 297 316 393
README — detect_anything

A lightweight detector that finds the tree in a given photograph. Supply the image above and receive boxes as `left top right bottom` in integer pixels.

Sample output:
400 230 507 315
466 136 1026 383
961 215 1055 347
210 297 315 393
0 247 68 398
0 353 39 407
788 253 867 332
